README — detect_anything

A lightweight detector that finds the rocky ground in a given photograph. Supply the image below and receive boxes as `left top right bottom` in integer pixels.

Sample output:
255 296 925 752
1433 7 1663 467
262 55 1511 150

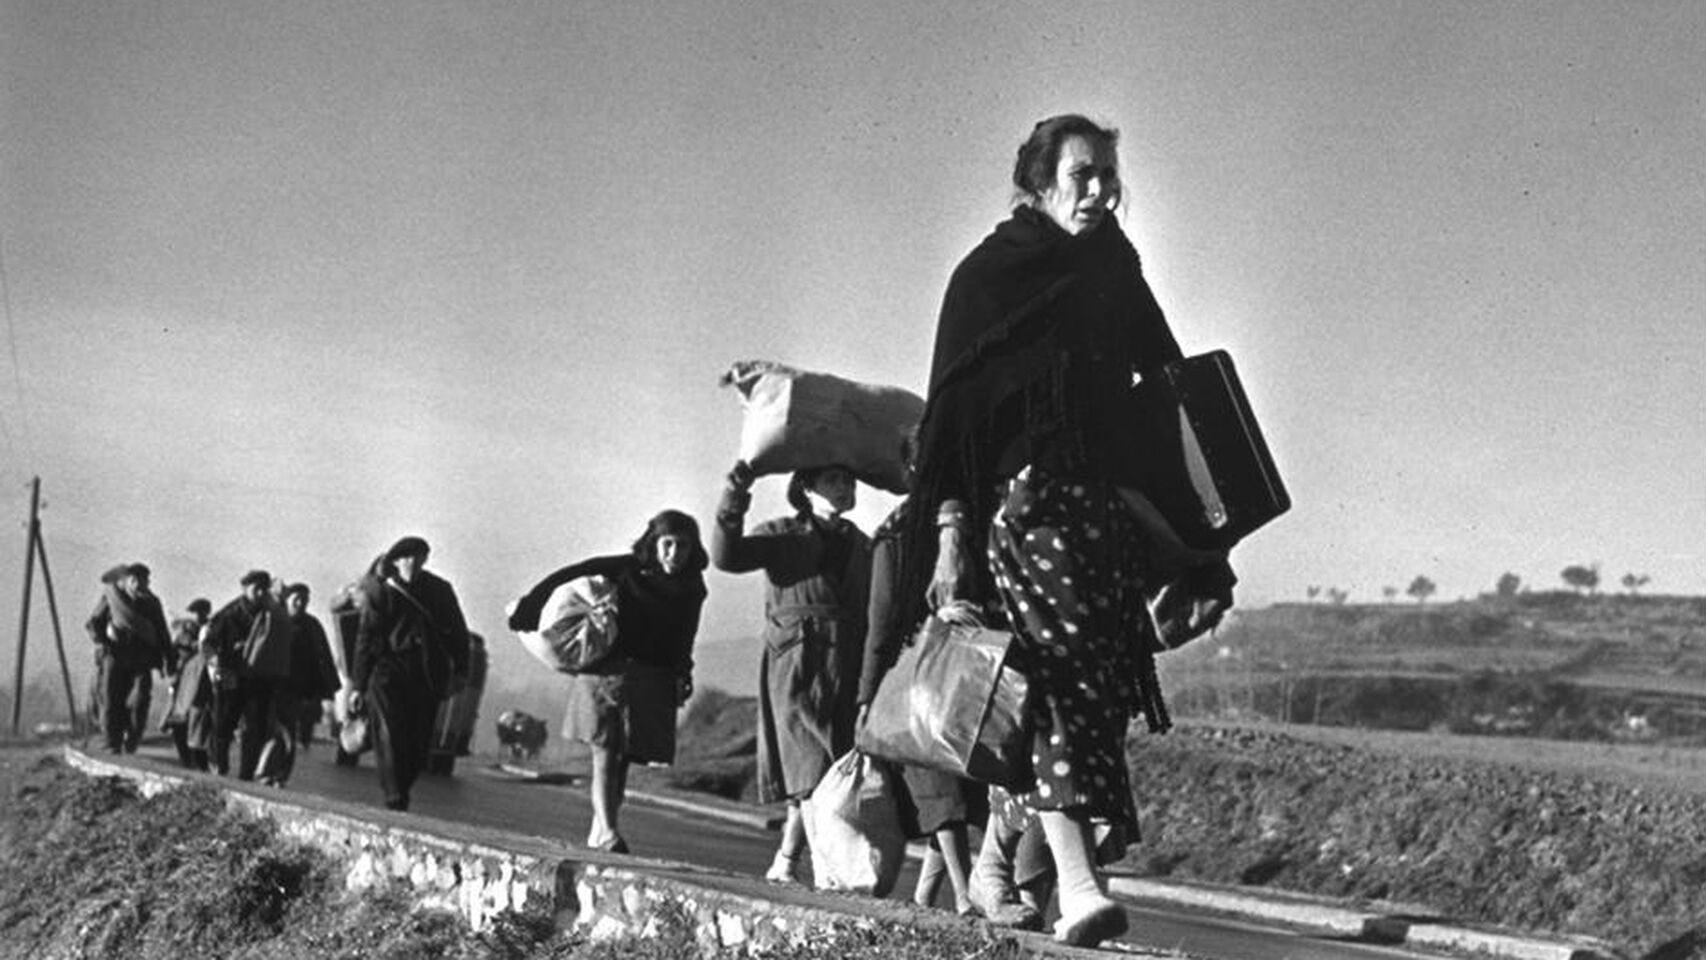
0 743 1022 960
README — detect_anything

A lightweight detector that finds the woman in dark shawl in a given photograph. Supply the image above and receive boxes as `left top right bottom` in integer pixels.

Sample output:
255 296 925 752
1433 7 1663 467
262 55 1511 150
508 510 709 854
902 114 1227 947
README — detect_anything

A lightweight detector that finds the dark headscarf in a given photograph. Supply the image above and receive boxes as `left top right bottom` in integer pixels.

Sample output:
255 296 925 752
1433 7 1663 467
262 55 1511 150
630 509 710 576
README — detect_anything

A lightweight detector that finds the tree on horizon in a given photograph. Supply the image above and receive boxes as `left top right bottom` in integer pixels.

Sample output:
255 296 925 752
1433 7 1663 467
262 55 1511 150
1407 575 1437 604
1561 564 1601 595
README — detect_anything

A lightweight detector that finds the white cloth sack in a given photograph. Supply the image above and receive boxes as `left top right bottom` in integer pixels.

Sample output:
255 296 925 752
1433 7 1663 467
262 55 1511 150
507 576 620 674
720 360 923 494
336 696 371 757
802 750 906 897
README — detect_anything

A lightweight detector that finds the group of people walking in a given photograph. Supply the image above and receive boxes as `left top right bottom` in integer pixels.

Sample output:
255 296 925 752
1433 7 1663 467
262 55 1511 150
87 563 337 778
90 114 1232 950
87 535 473 813
528 114 1234 949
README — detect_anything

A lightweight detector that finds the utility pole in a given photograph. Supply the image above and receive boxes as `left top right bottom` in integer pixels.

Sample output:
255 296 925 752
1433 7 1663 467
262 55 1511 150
11 478 39 735
34 519 78 734
11 477 76 736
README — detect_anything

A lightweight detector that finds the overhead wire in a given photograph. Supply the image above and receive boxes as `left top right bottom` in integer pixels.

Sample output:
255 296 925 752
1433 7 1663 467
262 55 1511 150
0 226 32 484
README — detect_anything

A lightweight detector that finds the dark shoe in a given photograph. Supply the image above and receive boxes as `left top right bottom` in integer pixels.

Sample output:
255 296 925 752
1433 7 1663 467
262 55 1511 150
969 866 1042 930
384 796 409 811
592 835 629 854
980 901 1043 931
1053 899 1128 947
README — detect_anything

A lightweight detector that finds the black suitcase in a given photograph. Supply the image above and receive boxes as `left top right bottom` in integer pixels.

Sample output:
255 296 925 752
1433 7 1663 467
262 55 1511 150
1130 349 1289 551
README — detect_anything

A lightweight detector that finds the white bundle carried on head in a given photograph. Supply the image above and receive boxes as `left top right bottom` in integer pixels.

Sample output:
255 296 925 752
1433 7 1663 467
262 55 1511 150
719 360 923 495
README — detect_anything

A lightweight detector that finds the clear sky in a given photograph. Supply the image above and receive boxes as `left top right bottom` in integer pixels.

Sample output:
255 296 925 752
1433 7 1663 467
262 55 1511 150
2 1 1701 699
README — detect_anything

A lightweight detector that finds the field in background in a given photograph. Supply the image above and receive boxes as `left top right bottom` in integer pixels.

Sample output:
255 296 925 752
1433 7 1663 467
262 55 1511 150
1159 592 1706 744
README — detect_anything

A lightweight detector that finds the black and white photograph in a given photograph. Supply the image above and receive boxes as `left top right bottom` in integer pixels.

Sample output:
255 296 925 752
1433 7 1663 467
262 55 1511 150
0 2 1701 957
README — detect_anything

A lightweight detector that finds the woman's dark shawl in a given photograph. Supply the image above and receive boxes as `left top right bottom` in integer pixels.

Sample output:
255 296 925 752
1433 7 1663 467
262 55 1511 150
900 206 1183 631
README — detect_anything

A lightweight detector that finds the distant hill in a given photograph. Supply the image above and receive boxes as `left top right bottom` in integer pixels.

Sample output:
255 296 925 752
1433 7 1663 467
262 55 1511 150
1159 592 1706 743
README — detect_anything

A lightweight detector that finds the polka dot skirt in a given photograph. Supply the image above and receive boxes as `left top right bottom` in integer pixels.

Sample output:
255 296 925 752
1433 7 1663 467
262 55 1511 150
985 468 1163 830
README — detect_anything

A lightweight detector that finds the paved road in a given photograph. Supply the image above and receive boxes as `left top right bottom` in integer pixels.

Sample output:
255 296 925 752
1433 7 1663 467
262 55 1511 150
136 745 1442 960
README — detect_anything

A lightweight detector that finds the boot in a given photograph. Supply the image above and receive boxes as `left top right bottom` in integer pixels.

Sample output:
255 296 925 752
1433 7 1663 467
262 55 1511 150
969 819 1043 930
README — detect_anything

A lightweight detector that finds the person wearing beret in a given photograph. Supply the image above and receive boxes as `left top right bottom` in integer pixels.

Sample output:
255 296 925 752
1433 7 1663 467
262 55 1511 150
84 562 172 754
348 536 471 811
204 569 290 779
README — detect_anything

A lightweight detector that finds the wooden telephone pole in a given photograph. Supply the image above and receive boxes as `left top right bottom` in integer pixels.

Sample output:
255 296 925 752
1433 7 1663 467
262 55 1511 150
11 477 77 736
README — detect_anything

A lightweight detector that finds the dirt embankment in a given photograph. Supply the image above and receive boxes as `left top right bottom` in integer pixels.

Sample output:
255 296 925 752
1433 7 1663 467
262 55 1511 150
1121 724 1706 958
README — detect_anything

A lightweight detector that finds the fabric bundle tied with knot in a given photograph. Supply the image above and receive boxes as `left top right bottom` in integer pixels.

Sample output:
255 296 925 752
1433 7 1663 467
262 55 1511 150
719 360 923 495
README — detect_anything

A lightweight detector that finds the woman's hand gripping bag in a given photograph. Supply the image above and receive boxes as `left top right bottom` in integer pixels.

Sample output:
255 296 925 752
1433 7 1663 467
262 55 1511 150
801 751 905 897
506 575 620 675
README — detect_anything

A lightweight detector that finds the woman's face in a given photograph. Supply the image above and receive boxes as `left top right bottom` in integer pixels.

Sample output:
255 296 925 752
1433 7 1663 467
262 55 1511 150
809 468 857 515
1037 134 1119 236
655 532 695 574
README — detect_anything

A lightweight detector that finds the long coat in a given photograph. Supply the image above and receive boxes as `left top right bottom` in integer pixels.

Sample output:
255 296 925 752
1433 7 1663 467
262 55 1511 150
164 617 213 749
713 513 871 803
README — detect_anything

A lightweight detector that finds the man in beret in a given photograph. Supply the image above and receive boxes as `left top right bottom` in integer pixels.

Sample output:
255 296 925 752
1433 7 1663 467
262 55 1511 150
349 536 471 811
85 563 172 754
204 570 294 780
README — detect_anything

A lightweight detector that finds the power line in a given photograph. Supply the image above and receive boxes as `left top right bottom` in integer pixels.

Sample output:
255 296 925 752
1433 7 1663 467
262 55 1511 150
0 227 31 476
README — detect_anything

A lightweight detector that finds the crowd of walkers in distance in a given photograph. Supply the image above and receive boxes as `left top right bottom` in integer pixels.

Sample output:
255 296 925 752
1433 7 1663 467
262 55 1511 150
86 535 472 812
88 114 1235 950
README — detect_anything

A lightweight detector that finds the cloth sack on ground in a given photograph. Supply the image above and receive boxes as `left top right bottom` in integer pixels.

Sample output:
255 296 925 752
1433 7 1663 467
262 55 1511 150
720 360 924 495
855 613 1032 790
802 750 906 897
507 576 620 674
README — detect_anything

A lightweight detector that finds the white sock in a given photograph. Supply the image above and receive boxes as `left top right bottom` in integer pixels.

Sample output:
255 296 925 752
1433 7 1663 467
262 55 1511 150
1038 811 1110 919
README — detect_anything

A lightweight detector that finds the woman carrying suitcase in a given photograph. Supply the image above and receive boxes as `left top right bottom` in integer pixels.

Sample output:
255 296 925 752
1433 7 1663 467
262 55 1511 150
902 114 1231 946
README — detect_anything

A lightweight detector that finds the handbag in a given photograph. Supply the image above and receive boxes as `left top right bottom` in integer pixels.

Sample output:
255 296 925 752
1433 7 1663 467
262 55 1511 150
511 575 621 675
854 614 1032 790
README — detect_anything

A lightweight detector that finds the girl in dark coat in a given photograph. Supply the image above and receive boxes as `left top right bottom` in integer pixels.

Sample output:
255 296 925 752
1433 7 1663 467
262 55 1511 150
508 510 708 853
712 462 871 884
